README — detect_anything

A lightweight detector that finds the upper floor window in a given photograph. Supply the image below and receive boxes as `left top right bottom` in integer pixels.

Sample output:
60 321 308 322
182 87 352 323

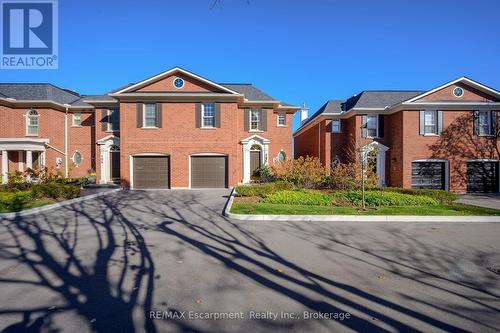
365 115 378 138
26 110 39 135
107 109 120 131
144 104 157 128
202 103 215 128
424 110 437 134
250 109 260 131
72 112 81 126
475 110 497 136
331 119 341 133
277 113 286 126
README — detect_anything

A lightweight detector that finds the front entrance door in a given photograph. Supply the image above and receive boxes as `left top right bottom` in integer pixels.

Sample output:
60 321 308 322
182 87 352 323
110 151 120 182
250 150 261 179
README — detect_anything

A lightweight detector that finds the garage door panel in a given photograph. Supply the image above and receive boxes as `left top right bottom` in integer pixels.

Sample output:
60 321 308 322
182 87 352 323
412 162 445 190
133 156 170 189
191 156 227 188
467 162 499 193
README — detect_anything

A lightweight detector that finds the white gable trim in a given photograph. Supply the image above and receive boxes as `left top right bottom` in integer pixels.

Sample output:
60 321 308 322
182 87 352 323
240 134 271 144
402 77 500 104
112 67 239 95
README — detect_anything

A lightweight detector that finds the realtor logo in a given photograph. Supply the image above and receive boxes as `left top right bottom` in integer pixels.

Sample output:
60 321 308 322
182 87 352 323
1 0 58 69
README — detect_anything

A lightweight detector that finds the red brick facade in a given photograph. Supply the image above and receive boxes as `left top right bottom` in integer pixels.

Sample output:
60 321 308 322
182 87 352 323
0 68 297 188
294 80 500 193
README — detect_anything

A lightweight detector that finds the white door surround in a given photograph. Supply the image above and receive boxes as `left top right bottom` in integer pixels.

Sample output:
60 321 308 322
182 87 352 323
241 134 270 183
361 141 389 187
97 135 120 184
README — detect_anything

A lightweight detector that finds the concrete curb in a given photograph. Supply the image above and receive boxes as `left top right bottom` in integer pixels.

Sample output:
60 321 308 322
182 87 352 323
0 188 121 219
223 188 500 223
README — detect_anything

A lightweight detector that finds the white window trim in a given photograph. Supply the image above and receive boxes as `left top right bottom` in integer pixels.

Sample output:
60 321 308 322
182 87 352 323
477 110 494 136
71 151 83 167
143 104 158 128
201 103 216 128
365 115 378 138
250 109 261 132
277 112 286 127
26 110 39 136
331 119 341 133
106 109 120 132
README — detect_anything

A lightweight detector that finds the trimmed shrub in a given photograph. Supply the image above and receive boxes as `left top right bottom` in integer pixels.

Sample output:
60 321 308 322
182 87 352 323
236 181 294 198
384 187 458 204
263 190 332 206
32 183 81 200
332 190 439 207
0 191 34 212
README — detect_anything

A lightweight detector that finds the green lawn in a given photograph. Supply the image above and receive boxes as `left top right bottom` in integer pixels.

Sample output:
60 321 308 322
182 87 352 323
0 199 55 213
231 202 500 216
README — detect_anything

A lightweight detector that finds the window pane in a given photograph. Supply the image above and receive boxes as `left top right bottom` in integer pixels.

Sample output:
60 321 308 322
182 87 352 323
278 113 285 125
251 110 260 130
73 113 81 126
144 104 157 127
424 111 437 134
203 117 215 127
367 116 377 129
478 111 490 135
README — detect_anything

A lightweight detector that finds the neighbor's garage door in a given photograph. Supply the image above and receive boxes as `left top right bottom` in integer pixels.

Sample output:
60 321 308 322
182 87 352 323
133 156 170 189
467 162 499 193
191 156 227 188
412 162 445 190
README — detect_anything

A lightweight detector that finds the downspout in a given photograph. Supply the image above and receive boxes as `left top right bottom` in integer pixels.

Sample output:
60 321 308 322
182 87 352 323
318 123 321 163
65 107 68 177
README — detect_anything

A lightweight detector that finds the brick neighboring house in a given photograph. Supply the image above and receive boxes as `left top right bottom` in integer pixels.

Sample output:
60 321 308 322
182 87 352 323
294 77 500 193
0 67 298 189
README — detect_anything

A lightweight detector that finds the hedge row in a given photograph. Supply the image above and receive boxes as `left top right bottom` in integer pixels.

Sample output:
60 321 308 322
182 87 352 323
235 181 294 198
332 190 439 207
263 190 332 206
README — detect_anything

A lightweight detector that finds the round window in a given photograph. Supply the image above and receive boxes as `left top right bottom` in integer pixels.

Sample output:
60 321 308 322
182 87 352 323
173 77 184 89
453 86 464 98
72 152 82 166
278 151 286 161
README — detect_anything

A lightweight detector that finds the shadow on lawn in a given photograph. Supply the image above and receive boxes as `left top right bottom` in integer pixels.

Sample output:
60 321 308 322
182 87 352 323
1 190 499 332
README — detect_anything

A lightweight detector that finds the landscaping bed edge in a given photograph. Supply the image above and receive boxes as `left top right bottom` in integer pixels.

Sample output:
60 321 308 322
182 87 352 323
223 188 500 222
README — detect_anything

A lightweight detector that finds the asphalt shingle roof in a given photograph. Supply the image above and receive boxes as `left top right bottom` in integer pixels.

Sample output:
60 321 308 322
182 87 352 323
299 91 425 131
0 83 81 104
344 90 424 109
221 84 276 101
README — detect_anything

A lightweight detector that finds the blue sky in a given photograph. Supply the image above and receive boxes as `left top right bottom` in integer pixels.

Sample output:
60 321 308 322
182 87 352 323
2 0 499 130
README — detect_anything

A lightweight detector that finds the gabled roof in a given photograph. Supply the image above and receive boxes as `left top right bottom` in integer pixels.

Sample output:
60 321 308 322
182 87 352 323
300 100 343 128
403 76 500 103
112 67 240 95
0 83 81 104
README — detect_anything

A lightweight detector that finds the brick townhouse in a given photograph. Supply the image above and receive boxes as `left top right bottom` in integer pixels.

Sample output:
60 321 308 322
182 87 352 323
0 67 298 189
294 77 500 193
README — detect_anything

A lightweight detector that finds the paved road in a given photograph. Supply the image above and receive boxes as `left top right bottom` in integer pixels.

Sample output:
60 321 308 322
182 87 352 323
1 190 499 333
458 194 500 210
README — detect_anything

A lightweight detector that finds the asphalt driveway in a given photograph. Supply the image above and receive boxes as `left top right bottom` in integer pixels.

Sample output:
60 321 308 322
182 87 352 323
1 190 500 333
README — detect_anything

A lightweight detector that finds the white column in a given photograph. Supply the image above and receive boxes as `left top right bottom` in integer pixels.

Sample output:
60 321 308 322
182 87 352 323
242 146 250 183
263 144 269 165
26 150 33 169
1 151 8 184
18 151 24 172
40 151 46 168
26 150 33 181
